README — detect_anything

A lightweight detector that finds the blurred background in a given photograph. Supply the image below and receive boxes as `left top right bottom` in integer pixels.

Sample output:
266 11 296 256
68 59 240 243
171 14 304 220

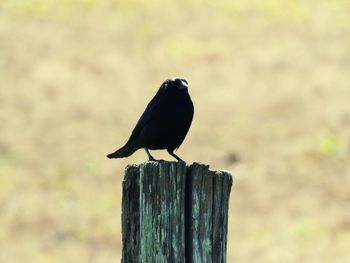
1 0 350 262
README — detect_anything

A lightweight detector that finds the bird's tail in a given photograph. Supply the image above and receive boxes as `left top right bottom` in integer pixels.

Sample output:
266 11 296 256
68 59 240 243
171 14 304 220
107 143 138 159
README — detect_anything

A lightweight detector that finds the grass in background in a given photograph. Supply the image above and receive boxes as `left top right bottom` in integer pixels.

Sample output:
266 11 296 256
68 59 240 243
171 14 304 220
1 0 350 262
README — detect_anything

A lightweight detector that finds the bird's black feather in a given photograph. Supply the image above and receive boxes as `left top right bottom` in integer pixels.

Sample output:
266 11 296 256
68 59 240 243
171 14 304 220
107 77 194 161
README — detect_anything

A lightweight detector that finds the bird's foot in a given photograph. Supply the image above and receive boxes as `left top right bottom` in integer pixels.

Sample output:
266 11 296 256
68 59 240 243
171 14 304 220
148 158 168 162
145 148 158 162
167 150 185 162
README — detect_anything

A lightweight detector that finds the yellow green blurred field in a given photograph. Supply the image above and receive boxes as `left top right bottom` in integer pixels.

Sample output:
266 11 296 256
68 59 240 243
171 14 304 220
1 1 350 262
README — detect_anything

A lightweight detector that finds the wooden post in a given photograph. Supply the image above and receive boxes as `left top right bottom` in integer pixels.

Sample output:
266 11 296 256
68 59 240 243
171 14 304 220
121 161 233 263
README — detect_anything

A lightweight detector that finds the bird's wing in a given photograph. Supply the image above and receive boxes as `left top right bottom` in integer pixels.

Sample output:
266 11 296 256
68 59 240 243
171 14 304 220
129 91 163 139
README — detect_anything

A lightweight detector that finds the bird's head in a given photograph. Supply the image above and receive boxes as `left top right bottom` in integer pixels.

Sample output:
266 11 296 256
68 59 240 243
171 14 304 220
162 77 189 92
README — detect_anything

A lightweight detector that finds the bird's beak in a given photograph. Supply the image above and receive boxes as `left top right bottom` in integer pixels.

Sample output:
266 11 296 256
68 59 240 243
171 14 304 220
179 80 188 90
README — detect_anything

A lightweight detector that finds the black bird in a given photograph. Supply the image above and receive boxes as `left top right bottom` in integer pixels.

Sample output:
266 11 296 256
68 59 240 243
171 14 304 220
107 77 194 161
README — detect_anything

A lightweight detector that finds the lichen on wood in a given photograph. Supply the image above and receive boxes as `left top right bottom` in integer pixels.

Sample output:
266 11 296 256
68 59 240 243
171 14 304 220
121 161 233 263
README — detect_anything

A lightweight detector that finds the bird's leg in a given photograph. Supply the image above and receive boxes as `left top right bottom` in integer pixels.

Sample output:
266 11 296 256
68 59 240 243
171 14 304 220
167 149 184 162
144 148 156 161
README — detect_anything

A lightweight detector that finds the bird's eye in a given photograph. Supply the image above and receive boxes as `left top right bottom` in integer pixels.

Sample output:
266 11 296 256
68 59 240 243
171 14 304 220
174 79 182 86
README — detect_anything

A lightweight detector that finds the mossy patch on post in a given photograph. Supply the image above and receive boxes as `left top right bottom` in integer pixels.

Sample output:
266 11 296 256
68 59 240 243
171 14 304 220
121 161 233 263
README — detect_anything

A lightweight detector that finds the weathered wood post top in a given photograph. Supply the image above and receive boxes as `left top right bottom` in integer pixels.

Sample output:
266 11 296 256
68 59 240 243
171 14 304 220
122 161 233 263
